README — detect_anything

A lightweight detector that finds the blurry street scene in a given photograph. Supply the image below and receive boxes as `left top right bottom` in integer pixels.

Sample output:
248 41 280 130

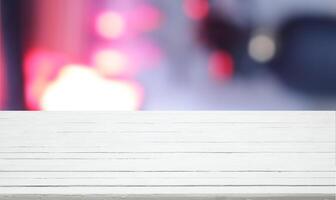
1 0 336 110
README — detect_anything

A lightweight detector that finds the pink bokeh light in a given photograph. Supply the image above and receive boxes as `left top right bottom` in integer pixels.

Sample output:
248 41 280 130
183 0 209 21
208 50 234 81
24 49 66 110
95 11 126 39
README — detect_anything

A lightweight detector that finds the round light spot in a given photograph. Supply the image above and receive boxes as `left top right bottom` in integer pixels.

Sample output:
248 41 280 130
208 50 234 81
248 34 276 63
93 49 128 76
95 11 125 39
183 0 209 20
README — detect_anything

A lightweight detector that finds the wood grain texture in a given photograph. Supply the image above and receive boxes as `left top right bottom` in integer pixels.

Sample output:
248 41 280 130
0 112 335 195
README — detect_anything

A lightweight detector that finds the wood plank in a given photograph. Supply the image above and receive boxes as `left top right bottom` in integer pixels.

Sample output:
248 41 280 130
0 112 335 195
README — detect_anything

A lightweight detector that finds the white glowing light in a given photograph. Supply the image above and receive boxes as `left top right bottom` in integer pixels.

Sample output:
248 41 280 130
96 11 125 39
41 65 142 110
248 34 276 63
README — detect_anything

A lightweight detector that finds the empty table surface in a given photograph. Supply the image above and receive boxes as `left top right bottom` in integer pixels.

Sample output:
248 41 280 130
0 112 335 196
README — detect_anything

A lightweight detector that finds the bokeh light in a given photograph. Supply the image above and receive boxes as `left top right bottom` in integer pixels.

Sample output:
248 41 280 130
208 51 234 81
41 65 143 110
24 49 65 110
93 49 128 77
183 0 209 21
130 4 162 32
248 34 276 63
95 11 125 39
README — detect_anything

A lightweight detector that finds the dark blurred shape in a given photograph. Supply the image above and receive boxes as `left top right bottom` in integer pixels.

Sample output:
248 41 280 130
199 9 254 76
0 0 26 109
199 11 245 53
271 16 336 96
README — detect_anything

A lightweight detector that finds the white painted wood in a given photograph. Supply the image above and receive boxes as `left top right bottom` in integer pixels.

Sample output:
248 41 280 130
0 112 335 195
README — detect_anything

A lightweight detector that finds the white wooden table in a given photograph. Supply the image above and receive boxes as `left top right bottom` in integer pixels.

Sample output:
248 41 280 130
0 112 335 199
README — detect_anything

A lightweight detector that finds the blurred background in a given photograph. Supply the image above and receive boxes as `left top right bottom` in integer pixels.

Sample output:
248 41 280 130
1 0 336 110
